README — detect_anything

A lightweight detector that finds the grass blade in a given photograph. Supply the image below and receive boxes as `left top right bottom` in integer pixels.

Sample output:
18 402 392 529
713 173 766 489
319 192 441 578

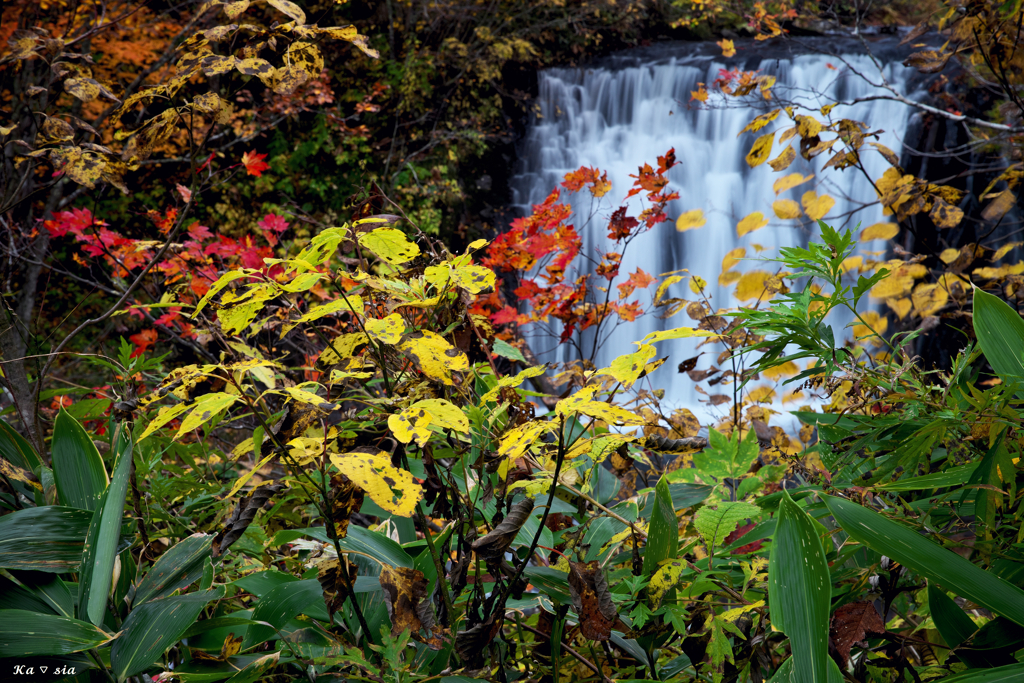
823 494 1024 627
0 506 93 572
51 407 108 511
0 609 112 656
973 287 1024 392
78 426 133 625
767 491 831 683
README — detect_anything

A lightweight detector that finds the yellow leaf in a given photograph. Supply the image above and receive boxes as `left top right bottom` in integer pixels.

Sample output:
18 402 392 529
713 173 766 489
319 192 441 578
772 199 801 219
870 275 914 299
720 600 766 623
499 421 555 462
655 274 685 304
739 109 780 135
860 223 899 241
640 327 715 345
768 145 795 171
467 238 489 251
735 271 774 301
364 314 405 344
801 191 835 221
745 131 775 168
939 248 960 264
176 393 238 438
719 270 741 286
286 436 326 466
648 560 685 608
994 242 1022 261
319 333 370 365
930 197 964 228
225 459 277 499
605 344 657 387
558 398 645 426
330 451 421 517
981 190 1015 222
762 361 799 380
746 385 776 404
358 227 421 265
396 331 469 385
481 365 548 403
736 212 768 237
773 173 813 195
911 283 949 316
282 297 364 335
689 275 707 294
722 247 746 272
717 39 736 57
852 310 888 343
388 406 432 447
841 256 863 273
279 386 337 412
412 398 469 433
140 403 189 441
886 297 912 320
676 209 707 232
795 115 823 138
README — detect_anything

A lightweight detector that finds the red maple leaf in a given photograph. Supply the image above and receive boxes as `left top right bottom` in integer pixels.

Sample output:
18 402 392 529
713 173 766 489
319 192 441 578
617 267 656 299
241 151 270 177
129 329 158 358
607 207 640 240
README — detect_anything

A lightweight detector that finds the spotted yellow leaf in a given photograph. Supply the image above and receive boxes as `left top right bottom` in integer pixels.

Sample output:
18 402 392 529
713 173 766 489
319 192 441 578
768 145 795 171
737 212 768 237
358 227 421 265
605 344 657 388
860 223 899 241
396 331 469 385
319 333 370 365
689 275 707 294
911 282 949 316
364 313 405 344
676 209 706 232
388 406 432 447
648 559 685 608
176 393 238 438
140 403 190 441
481 365 548 403
329 451 421 517
772 199 801 219
282 297 364 335
640 327 715 345
739 109 780 135
745 131 775 167
412 398 469 433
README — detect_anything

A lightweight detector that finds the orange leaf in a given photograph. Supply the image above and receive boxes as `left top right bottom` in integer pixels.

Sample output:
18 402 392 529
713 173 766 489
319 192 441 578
241 150 270 177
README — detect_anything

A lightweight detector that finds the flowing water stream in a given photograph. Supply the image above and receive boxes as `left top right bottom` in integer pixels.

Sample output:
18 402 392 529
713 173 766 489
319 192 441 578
510 37 920 414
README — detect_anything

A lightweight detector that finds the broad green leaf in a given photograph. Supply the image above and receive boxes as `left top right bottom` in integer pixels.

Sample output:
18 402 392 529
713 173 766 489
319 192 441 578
875 462 978 491
973 287 1024 393
226 652 280 682
285 525 413 568
0 506 93 572
928 582 984 667
79 428 133 625
0 609 112 656
52 408 108 511
823 494 1024 627
693 428 759 481
0 418 42 472
10 570 74 618
642 476 678 577
694 501 760 551
242 579 322 649
491 338 527 363
767 655 844 682
133 534 214 606
111 587 226 681
768 492 830 683
940 664 1024 682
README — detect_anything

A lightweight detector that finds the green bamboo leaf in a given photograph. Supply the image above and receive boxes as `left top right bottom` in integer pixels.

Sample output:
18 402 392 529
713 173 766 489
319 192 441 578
0 506 93 572
767 491 830 683
875 463 978 491
11 570 75 618
0 609 113 656
111 587 225 681
0 418 42 472
289 525 414 568
133 533 213 606
973 287 1024 391
823 494 1024 627
78 427 133 625
928 582 984 668
642 476 678 577
52 408 109 511
242 579 322 649
225 652 280 682
767 654 845 682
940 664 1024 681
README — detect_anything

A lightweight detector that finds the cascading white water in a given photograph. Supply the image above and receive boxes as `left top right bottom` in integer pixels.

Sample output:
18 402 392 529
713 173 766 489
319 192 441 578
510 39 917 413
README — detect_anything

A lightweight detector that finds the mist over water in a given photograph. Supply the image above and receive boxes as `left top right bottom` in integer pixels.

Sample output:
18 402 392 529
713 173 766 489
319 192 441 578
510 41 917 415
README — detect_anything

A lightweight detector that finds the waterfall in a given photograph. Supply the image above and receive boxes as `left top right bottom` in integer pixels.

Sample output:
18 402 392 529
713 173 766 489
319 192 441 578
510 38 918 414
